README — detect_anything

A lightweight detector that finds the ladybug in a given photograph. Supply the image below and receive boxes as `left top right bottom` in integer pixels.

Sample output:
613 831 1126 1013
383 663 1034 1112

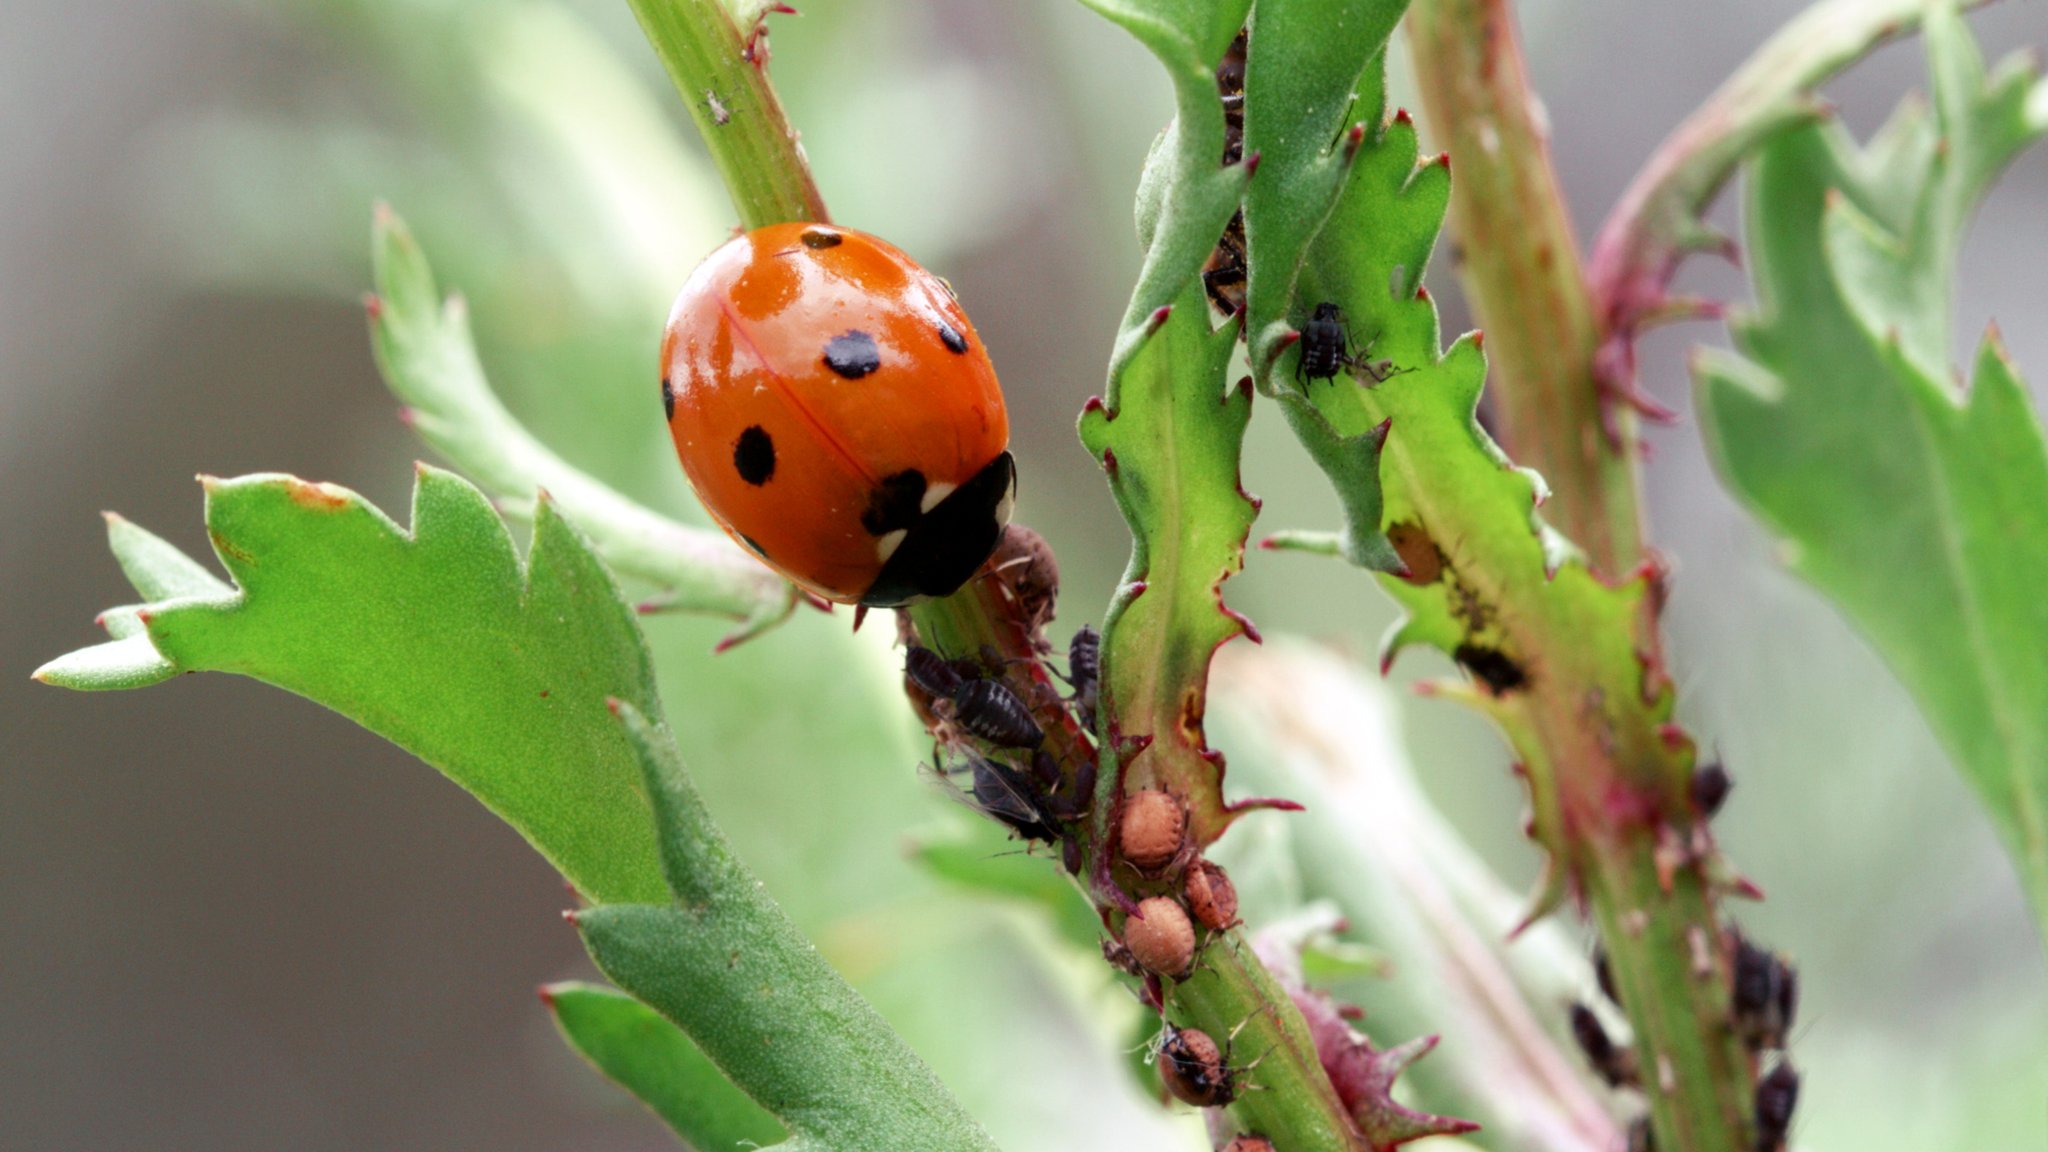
662 222 1015 607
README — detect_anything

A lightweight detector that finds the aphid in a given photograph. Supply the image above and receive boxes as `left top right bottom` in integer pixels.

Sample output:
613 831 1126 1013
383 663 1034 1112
1123 896 1197 979
963 755 1060 844
904 644 966 699
1593 944 1619 1004
952 678 1044 750
988 525 1060 638
1157 1024 1236 1108
1296 302 1351 385
1690 761 1733 818
903 645 1044 750
1731 934 1797 1050
1067 625 1101 730
1201 29 1250 319
1102 936 1144 978
1184 860 1239 933
1568 1002 1637 1088
1119 789 1187 873
1453 641 1528 694
663 223 1014 607
1752 1061 1799 1152
1216 27 1246 165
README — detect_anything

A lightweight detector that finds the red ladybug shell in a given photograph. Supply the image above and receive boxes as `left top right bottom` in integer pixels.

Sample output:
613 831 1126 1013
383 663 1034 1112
662 223 1014 607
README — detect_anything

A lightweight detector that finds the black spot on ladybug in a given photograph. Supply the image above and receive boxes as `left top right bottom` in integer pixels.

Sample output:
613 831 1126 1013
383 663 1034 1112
823 330 882 378
661 377 675 421
937 320 968 354
800 229 842 249
861 469 927 536
738 532 769 559
733 425 776 486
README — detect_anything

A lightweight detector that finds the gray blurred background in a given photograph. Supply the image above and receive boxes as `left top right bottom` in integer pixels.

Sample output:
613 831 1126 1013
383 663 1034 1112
3 1 2045 1148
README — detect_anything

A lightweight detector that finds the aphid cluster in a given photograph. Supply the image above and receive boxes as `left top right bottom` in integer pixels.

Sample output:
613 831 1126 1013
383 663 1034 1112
896 524 1109 884
1586 921 1803 1151
1201 28 1249 320
904 639 1096 864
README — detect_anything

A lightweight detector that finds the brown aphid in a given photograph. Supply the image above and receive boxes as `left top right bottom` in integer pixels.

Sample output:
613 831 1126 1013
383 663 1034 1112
987 524 1059 638
1157 1024 1234 1107
1120 789 1188 873
1690 761 1733 817
1753 1061 1799 1151
1184 859 1239 932
1124 896 1196 979
1223 1137 1274 1152
1568 1001 1638 1088
1101 936 1144 978
1731 932 1798 1051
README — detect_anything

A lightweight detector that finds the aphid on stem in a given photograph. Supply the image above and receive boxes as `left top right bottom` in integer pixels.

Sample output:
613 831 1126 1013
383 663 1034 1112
1155 1011 1269 1110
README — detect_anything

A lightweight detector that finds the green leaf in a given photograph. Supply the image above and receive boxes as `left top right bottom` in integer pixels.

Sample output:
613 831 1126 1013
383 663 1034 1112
35 514 239 687
1241 0 1405 386
38 467 670 906
1586 0 1993 355
105 511 233 600
543 982 787 1152
1074 0 1252 371
1269 16 1678 933
1074 0 1269 849
576 703 1002 1152
1079 289 1262 848
1696 7 2048 932
367 205 798 647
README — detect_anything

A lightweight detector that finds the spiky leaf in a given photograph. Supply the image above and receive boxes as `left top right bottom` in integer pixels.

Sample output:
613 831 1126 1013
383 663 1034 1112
543 982 787 1151
1073 0 1252 371
1696 7 2048 932
37 467 671 906
1080 292 1265 848
1257 29 1763 1143
1075 0 1273 849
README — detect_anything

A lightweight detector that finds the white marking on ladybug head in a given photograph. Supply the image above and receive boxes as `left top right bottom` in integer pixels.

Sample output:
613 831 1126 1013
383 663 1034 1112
920 481 956 514
992 479 1016 529
876 528 908 562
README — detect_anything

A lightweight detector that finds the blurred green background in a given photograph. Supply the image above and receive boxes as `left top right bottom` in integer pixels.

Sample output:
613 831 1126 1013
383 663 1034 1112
3 1 2045 1148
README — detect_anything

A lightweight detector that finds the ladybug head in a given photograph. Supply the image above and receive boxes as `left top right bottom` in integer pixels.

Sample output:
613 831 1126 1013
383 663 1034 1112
860 450 1016 607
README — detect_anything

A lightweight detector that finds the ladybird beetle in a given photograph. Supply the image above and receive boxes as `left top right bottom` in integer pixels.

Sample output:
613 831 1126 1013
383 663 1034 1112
662 222 1015 607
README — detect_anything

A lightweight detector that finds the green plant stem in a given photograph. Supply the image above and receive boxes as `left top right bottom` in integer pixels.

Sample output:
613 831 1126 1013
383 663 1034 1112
1403 4 1755 1150
626 0 827 228
1405 0 1641 579
1509 689 1753 1152
1176 937 1369 1152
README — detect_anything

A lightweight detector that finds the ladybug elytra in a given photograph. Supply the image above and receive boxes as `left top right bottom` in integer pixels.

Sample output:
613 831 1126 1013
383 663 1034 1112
662 223 1015 607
